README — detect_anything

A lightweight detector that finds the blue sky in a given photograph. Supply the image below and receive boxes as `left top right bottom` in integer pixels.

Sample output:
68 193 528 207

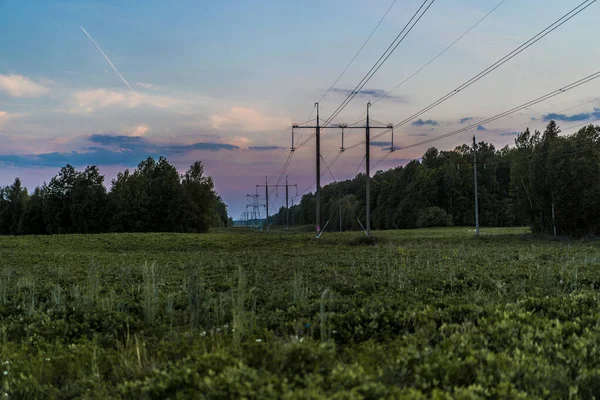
1 0 600 217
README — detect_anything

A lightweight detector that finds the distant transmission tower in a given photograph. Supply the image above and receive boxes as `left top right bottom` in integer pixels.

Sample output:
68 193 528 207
246 194 263 230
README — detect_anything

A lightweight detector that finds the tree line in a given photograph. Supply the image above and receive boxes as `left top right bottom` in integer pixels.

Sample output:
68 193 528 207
0 156 230 235
274 121 600 236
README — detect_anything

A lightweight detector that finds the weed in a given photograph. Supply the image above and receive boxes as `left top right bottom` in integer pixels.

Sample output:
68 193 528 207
142 262 159 323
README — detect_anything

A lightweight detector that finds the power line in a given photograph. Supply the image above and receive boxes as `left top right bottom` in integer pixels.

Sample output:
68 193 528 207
297 146 362 197
477 96 600 140
374 120 600 172
323 0 436 126
373 150 395 169
370 0 507 108
319 156 367 236
317 0 398 105
277 1 398 213
345 68 600 153
321 153 339 182
395 69 600 151
296 122 600 232
369 0 596 143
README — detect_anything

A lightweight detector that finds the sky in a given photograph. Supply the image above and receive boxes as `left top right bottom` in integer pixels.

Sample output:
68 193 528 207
1 0 600 218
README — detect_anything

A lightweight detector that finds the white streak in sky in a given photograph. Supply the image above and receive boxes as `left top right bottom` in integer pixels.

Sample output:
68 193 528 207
80 26 135 93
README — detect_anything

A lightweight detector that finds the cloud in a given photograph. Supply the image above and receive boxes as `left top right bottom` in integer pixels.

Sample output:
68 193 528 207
160 142 238 154
88 133 236 152
500 131 520 136
476 125 486 131
136 82 159 90
542 109 600 122
371 141 392 148
88 134 145 149
409 133 429 137
531 117 538 121
248 146 286 151
330 88 409 102
0 74 50 97
69 88 178 113
460 117 475 124
130 123 150 137
0 111 25 128
412 119 439 127
0 134 239 168
211 107 290 131
0 111 9 127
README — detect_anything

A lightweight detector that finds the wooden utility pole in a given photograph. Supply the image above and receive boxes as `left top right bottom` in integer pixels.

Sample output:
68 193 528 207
292 103 391 237
473 135 480 237
256 177 269 229
269 177 298 229
366 103 371 236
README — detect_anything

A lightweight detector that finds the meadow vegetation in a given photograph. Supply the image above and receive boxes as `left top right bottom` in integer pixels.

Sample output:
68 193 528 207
1 227 600 398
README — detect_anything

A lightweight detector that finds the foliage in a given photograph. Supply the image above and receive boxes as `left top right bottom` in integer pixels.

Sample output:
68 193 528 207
1 227 600 397
416 206 453 228
0 157 229 235
278 121 600 237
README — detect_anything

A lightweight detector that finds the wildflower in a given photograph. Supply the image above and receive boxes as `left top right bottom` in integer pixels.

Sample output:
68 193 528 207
256 339 262 342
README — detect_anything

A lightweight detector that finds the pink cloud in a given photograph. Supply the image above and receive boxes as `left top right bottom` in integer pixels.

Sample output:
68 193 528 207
69 89 178 113
0 111 10 127
129 123 150 137
0 74 50 97
211 107 291 132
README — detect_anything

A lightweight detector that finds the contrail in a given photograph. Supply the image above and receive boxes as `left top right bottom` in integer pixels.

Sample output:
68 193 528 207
80 26 135 93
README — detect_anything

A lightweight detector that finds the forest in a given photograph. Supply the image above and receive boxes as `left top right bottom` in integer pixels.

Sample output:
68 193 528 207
277 121 600 237
0 156 230 235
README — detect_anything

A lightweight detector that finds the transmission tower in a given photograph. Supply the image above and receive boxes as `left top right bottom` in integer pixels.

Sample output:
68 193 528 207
293 102 392 237
246 194 263 230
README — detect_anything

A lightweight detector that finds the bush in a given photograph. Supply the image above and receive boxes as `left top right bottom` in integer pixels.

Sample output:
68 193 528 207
415 207 453 228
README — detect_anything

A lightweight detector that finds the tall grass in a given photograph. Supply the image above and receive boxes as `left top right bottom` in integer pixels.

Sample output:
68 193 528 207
188 269 204 329
50 283 64 311
142 262 159 323
0 276 9 306
232 266 257 345
85 265 100 306
290 272 310 304
320 288 331 342
16 276 36 316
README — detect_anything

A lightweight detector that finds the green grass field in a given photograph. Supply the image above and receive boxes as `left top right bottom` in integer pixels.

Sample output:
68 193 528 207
2 227 600 398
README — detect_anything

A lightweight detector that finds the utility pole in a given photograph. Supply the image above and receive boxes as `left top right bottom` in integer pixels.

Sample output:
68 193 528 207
283 176 298 229
256 177 269 229
552 197 557 237
292 103 391 237
291 198 295 228
473 135 480 237
339 191 343 232
316 103 321 234
366 102 371 237
292 102 321 236
268 177 298 229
